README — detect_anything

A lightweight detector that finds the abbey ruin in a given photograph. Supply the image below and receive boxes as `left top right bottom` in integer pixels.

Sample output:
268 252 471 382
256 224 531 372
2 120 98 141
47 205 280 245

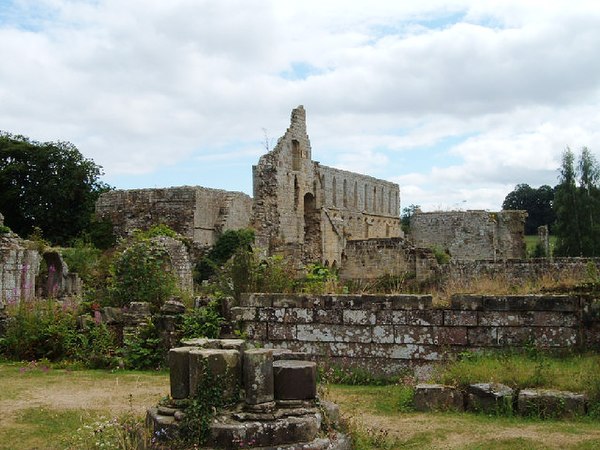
95 106 527 280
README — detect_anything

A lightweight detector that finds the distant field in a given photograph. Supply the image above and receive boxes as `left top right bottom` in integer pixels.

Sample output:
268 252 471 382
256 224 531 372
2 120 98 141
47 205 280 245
525 234 557 257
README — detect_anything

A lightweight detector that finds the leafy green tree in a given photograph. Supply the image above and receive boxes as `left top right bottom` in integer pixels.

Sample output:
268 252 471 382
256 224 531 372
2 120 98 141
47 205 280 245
0 132 110 245
502 184 556 234
554 147 600 256
401 204 420 234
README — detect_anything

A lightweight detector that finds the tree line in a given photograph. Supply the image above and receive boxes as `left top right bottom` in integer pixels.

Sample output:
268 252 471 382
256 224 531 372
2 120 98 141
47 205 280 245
503 147 600 257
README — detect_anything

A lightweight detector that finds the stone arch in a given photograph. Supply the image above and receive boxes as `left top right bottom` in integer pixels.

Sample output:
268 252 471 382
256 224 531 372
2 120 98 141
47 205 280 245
41 251 64 298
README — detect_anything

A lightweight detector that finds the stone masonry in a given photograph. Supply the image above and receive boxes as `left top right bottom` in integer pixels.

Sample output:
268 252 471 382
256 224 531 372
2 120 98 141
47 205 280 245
96 186 252 248
233 293 599 376
410 210 527 261
147 338 350 449
252 106 401 267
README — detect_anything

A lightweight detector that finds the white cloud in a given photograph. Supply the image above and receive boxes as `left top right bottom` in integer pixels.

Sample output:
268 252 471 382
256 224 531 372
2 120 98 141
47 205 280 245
1 0 600 211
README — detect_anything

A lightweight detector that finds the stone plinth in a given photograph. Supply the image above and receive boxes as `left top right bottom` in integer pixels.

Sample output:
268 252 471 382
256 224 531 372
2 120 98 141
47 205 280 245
414 384 464 412
517 389 586 418
273 360 317 400
467 383 513 414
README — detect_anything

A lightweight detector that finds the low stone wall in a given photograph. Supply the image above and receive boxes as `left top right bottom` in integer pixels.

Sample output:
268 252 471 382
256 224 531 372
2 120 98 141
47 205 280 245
0 234 40 304
233 293 600 376
446 257 600 283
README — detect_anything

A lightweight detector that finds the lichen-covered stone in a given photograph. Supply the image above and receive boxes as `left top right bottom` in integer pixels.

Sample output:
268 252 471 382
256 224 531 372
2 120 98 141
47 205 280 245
168 346 196 399
188 349 240 399
243 349 274 405
467 383 513 414
517 389 586 418
414 384 464 412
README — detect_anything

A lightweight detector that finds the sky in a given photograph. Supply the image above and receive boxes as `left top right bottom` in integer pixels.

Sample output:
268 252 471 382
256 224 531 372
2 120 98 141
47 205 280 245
1 0 600 212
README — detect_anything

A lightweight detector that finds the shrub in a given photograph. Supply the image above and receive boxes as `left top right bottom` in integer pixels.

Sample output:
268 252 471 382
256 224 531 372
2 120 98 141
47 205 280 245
61 239 102 285
195 229 255 282
0 299 117 367
109 239 178 310
119 320 164 370
180 301 224 339
0 224 11 234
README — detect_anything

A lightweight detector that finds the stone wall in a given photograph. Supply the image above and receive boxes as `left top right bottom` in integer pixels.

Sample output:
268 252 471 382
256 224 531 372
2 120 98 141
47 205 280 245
338 237 438 282
446 257 600 284
410 210 527 261
233 293 599 376
252 106 401 266
0 233 40 304
96 186 252 247
151 236 193 294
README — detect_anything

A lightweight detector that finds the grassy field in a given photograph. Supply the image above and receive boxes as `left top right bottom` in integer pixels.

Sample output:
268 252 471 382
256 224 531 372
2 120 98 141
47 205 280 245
1 356 600 449
525 234 557 256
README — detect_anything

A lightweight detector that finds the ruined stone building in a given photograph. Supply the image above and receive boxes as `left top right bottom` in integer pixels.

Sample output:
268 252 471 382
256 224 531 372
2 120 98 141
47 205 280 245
252 106 401 267
410 210 527 260
96 186 252 247
94 106 527 281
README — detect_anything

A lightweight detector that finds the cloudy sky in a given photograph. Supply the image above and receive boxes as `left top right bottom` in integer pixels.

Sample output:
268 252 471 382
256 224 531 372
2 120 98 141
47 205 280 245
1 0 600 212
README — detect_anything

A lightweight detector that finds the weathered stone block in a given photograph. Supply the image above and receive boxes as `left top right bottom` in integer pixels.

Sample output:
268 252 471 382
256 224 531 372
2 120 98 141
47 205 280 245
467 326 535 347
188 349 241 400
394 326 435 345
466 383 513 414
241 321 268 340
376 309 443 326
296 324 372 343
243 349 274 405
208 414 321 448
230 306 257 322
241 293 273 307
390 295 432 310
414 384 464 412
534 327 578 347
517 389 586 418
435 327 468 346
529 311 578 327
450 295 484 310
342 309 376 325
314 309 343 324
482 295 578 312
372 325 395 344
444 310 477 326
273 360 317 400
268 323 297 340
168 346 196 399
478 311 525 327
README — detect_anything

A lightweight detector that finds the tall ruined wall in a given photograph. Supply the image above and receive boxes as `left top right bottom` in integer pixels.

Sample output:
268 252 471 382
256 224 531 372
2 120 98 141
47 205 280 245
410 210 526 261
0 233 40 305
234 293 599 376
96 187 252 247
338 238 438 282
252 106 402 266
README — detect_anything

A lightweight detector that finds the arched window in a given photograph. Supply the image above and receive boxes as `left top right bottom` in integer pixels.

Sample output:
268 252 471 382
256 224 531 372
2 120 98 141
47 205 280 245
292 139 301 171
332 177 337 206
343 179 348 207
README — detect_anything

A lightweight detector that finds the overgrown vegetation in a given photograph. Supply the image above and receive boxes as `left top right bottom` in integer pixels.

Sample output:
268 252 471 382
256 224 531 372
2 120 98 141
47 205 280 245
0 299 117 368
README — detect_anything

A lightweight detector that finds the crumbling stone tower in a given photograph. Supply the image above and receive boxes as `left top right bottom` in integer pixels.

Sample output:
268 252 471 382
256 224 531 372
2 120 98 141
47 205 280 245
252 106 402 266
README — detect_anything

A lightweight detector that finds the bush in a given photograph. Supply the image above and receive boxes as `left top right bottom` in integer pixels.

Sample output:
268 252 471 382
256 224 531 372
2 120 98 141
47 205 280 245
0 299 117 367
195 229 255 282
61 239 102 285
119 321 164 370
109 239 177 311
180 301 224 339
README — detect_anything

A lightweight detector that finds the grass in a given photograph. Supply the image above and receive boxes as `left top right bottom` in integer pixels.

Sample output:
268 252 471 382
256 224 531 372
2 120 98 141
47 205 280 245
0 361 168 450
524 234 557 257
434 351 600 401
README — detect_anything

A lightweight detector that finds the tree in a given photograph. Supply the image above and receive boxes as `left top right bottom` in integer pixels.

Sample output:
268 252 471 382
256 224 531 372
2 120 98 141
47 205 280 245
401 204 420 234
554 147 600 256
502 184 556 234
0 132 110 245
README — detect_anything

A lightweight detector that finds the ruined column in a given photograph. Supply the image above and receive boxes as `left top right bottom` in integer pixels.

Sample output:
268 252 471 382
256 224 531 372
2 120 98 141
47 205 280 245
188 349 241 400
243 349 274 407
273 360 317 400
538 225 550 257
168 347 196 399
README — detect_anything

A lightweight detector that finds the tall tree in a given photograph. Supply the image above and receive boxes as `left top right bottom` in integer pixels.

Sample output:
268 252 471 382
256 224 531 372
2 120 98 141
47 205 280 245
502 183 556 234
553 147 600 256
0 132 111 245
